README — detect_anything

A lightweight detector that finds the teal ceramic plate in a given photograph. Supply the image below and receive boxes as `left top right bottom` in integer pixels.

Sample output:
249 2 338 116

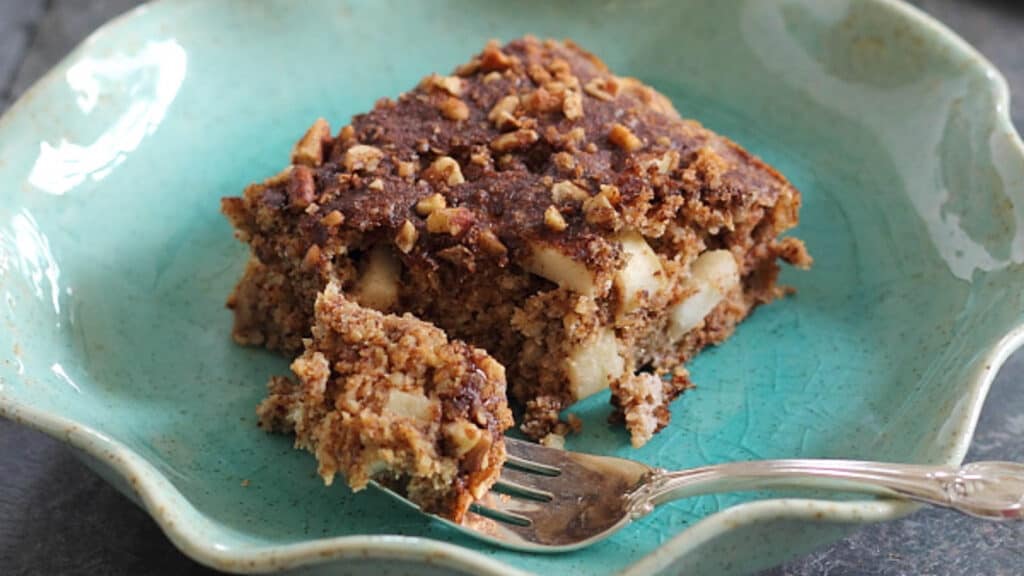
2 1 1023 574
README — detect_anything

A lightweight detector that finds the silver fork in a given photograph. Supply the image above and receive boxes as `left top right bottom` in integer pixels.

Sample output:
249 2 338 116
387 438 1024 552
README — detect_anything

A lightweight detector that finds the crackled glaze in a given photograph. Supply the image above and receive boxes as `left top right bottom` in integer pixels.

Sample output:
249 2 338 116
1 1 1022 575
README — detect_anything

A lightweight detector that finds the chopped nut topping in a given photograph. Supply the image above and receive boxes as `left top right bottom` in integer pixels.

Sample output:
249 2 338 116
454 58 481 77
337 125 356 146
488 95 520 130
608 123 643 152
263 165 294 186
287 165 316 208
584 76 620 101
479 40 514 71
551 180 589 203
598 184 621 204
482 71 503 84
437 245 477 270
438 96 470 121
566 127 586 146
426 207 474 236
490 128 539 152
583 193 618 226
304 203 320 215
640 150 681 175
552 151 577 172
302 244 321 269
394 219 418 253
470 148 492 166
422 73 463 96
397 161 418 178
424 156 465 186
291 118 331 167
415 193 447 216
527 63 552 85
562 89 583 120
320 210 344 227
655 136 672 147
478 229 508 256
547 58 573 80
544 205 568 231
368 178 385 191
521 87 562 114
343 144 384 172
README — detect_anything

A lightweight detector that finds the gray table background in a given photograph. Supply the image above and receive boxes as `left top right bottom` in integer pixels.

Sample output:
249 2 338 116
1 1 1021 574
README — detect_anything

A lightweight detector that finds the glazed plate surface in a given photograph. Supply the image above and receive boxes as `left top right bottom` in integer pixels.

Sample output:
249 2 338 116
1 1 1023 574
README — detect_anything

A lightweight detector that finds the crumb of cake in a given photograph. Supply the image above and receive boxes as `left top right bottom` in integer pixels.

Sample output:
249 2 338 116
615 372 669 448
225 36 811 459
540 433 566 450
256 283 512 521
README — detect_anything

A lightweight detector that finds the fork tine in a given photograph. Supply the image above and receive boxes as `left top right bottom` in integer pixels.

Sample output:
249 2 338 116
492 475 555 501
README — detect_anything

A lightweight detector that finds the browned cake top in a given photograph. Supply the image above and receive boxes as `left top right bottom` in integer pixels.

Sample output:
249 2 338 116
229 36 800 277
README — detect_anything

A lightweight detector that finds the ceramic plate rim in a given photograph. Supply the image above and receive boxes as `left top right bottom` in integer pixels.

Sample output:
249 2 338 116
1 0 1023 574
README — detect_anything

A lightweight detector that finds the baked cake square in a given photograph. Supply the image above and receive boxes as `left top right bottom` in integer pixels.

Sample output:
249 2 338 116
225 36 810 517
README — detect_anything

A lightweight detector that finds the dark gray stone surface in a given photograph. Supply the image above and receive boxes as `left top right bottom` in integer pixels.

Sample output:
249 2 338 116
0 1 1021 574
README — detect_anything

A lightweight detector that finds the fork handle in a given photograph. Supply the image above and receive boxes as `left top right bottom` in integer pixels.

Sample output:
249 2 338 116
628 459 1024 521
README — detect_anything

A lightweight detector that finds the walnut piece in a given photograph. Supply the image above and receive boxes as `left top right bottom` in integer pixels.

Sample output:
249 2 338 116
424 156 465 186
640 150 681 175
488 95 520 130
287 165 316 208
263 165 293 187
426 207 474 236
552 152 577 172
422 74 463 96
583 192 617 226
439 96 470 121
544 205 568 232
415 193 447 216
584 76 620 101
521 87 562 114
397 161 418 179
479 40 514 71
320 210 344 227
551 180 589 203
394 220 418 253
302 244 322 270
478 229 508 256
343 144 384 172
562 89 583 120
490 128 539 152
291 118 330 167
608 123 643 152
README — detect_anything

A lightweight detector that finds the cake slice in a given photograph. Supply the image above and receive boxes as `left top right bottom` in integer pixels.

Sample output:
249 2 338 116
256 283 513 521
227 36 810 449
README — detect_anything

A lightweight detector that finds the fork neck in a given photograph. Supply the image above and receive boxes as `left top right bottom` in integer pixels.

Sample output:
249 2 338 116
624 460 963 519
